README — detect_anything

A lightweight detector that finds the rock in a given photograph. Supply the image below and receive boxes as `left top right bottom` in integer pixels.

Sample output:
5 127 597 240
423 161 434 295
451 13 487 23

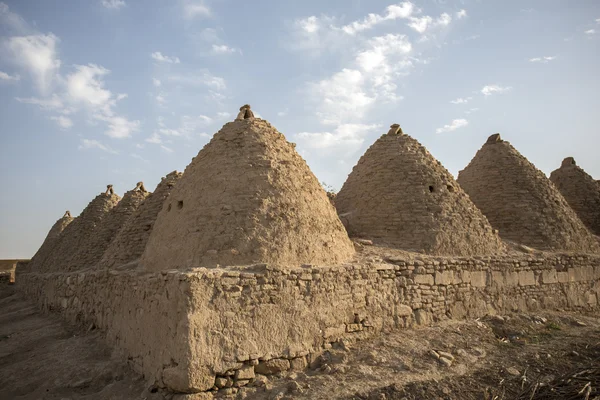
471 347 486 358
428 350 440 360
574 319 587 327
162 365 215 393
234 379 251 388
439 357 453 367
355 239 373 246
235 365 255 380
172 393 214 400
255 359 291 375
290 356 307 371
320 364 333 374
214 376 229 389
437 351 454 361
251 374 269 387
506 367 520 376
287 381 303 394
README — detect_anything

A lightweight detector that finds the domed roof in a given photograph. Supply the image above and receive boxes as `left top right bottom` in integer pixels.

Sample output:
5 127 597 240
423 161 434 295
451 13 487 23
336 125 505 256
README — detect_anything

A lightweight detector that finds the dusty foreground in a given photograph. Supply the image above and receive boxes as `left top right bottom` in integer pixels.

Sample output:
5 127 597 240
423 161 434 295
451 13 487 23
1 285 599 400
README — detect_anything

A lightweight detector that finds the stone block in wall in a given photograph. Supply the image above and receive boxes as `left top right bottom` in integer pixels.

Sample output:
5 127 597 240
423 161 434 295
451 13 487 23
567 267 592 282
588 293 598 307
558 271 569 283
414 274 434 285
471 271 487 287
414 309 431 325
541 270 558 284
504 271 519 287
518 271 536 286
435 271 454 285
398 304 413 316
491 271 505 288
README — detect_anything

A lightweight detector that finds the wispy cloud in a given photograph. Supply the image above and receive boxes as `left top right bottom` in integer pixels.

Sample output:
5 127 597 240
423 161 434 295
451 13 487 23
456 9 467 19
341 2 415 35
481 84 512 96
151 51 181 64
145 132 162 144
465 108 479 115
5 33 61 94
78 139 118 154
101 0 126 10
529 56 556 63
296 123 382 150
436 118 468 134
450 96 472 104
585 29 596 35
152 78 161 87
211 44 240 55
50 115 73 129
183 0 210 19
167 70 226 90
0 70 20 82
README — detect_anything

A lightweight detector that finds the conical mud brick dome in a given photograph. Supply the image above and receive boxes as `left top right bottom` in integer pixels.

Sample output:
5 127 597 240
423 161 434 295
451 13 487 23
335 124 505 256
29 211 74 270
457 134 599 252
550 157 600 235
141 106 354 271
65 184 149 271
37 186 121 272
99 172 182 269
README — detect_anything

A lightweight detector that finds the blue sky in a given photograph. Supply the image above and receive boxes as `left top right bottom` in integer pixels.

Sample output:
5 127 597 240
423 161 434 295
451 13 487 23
1 0 599 258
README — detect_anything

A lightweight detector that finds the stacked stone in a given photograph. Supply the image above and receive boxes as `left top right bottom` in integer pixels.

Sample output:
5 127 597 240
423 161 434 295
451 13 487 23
28 211 74 270
38 191 121 272
98 171 182 269
64 186 149 271
457 134 599 253
335 125 505 256
550 157 600 235
140 106 354 271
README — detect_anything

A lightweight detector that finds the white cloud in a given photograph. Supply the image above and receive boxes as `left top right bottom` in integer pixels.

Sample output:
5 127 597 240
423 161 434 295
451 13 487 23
50 115 73 129
78 139 118 154
311 68 375 125
146 132 162 144
456 9 467 19
160 145 174 153
585 29 596 35
277 109 289 117
288 15 344 54
96 115 140 138
6 33 61 93
436 118 468 134
407 16 433 33
529 56 556 63
481 84 512 96
450 97 471 104
211 44 239 54
341 2 415 35
465 107 479 115
151 51 181 64
183 0 210 19
0 70 20 82
152 78 161 87
297 123 381 150
217 111 231 118
130 153 147 162
155 94 166 105
66 64 112 108
0 2 29 33
101 0 126 9
168 70 226 90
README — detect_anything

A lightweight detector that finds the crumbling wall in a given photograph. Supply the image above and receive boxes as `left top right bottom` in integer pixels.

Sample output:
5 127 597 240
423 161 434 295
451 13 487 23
458 135 599 253
38 192 121 272
98 172 182 269
63 188 148 272
336 128 504 256
550 157 600 236
18 252 600 393
28 212 73 271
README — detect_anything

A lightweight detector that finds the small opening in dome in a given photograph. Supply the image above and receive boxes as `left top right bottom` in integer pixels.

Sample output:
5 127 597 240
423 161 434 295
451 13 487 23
177 200 183 210
447 185 454 192
428 186 434 193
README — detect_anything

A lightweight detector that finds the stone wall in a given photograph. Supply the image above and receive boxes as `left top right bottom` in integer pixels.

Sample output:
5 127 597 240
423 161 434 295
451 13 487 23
17 251 600 393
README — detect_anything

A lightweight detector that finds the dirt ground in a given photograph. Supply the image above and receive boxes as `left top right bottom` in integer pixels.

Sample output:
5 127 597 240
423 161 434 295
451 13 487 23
1 284 599 400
